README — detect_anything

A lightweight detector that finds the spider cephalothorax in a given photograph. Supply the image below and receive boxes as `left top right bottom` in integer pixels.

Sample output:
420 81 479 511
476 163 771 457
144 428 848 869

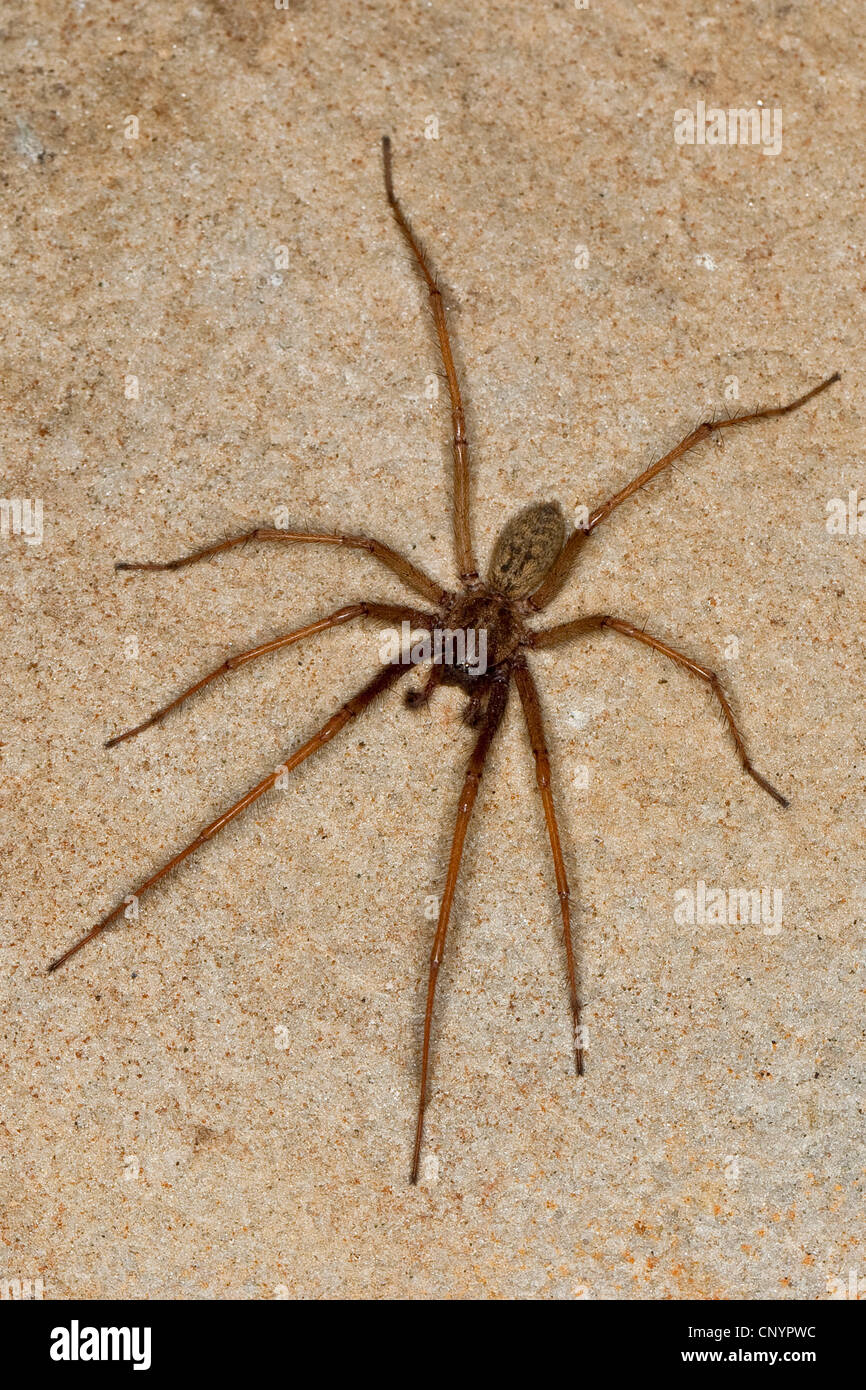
405 503 567 737
50 136 840 1184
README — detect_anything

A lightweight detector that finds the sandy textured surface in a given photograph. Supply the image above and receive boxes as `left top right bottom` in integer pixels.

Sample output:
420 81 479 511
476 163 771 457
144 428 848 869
1 0 864 1299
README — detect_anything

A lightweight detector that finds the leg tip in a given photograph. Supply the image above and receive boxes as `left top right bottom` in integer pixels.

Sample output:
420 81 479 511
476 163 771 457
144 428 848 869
748 764 789 809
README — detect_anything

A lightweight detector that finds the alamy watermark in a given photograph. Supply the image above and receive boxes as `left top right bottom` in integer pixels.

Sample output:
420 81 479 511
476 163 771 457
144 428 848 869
379 620 488 675
826 488 865 535
674 101 782 158
827 1268 865 1300
0 497 43 545
50 1322 152 1370
674 879 783 935
1 1275 44 1299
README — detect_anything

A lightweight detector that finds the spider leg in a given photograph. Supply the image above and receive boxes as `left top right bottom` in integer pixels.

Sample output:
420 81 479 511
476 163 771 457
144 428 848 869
513 660 584 1077
411 675 509 1184
116 526 446 606
48 661 411 973
106 602 433 746
531 615 788 806
382 137 478 587
528 372 840 611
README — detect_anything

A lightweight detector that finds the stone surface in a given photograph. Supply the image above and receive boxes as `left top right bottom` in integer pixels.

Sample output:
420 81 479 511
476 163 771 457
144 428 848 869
1 0 863 1299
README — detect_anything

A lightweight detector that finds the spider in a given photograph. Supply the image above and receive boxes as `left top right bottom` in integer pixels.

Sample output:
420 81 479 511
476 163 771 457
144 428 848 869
49 137 839 1184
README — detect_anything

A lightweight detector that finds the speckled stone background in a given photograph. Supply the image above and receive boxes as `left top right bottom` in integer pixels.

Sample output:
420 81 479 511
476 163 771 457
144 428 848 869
1 0 863 1300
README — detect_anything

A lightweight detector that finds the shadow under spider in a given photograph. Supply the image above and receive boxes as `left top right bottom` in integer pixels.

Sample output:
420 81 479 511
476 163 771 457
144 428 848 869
49 136 841 1185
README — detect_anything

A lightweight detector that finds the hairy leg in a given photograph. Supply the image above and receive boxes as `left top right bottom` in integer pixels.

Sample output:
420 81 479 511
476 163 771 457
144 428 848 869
382 137 478 586
106 602 433 746
513 660 584 1076
528 372 840 610
531 615 788 806
411 675 509 1183
116 526 446 606
48 662 411 973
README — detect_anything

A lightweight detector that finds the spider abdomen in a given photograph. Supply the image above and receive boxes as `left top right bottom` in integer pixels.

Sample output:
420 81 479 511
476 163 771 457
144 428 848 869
487 500 566 598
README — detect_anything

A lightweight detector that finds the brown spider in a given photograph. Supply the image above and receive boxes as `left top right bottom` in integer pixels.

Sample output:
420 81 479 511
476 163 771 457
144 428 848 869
49 137 839 1184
